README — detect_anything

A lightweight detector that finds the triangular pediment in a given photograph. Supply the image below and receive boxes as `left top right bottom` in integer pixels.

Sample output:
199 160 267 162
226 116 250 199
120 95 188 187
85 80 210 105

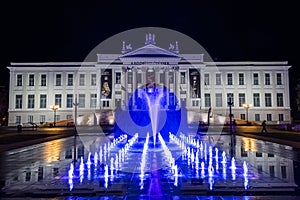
120 44 180 58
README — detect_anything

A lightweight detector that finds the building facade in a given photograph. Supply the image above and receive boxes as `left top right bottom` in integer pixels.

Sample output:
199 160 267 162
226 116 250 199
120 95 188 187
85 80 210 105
7 34 291 126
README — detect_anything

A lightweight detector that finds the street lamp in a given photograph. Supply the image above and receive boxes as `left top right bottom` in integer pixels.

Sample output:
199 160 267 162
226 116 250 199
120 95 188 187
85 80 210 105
243 103 253 125
51 105 59 127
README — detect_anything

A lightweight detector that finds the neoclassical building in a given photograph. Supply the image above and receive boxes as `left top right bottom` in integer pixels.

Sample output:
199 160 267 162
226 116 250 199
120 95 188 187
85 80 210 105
7 33 291 126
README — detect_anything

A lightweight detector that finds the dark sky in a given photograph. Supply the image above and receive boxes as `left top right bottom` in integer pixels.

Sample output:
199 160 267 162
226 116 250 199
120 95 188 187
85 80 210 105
0 0 299 87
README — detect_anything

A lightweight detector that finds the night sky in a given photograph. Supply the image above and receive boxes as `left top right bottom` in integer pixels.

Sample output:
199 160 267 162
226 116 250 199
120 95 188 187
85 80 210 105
1 1 299 87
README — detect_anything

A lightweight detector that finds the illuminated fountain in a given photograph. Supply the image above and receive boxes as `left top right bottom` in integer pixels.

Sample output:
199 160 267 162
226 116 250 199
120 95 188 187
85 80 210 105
140 88 164 147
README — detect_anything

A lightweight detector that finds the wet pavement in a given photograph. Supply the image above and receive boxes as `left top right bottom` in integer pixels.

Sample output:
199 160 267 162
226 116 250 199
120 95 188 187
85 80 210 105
0 129 299 199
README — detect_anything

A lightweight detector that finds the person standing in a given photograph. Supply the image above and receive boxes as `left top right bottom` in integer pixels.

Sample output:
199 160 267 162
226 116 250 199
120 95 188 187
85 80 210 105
261 120 267 133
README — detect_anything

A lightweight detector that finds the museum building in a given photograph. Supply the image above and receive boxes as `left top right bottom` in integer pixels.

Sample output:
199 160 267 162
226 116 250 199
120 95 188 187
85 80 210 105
7 33 291 126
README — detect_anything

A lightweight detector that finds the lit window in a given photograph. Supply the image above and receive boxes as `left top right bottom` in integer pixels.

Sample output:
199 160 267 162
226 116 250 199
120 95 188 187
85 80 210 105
238 93 245 107
67 94 73 108
79 74 85 86
28 95 35 108
253 73 259 85
17 74 22 86
239 73 244 85
55 94 62 108
227 73 233 85
40 94 47 108
91 74 97 86
180 72 185 84
15 95 22 109
41 74 46 86
29 74 34 86
204 93 211 107
79 94 85 108
265 93 272 107
90 94 97 108
277 93 283 107
67 74 73 86
216 74 221 85
265 73 270 85
204 74 209 85
56 74 61 86
277 73 282 85
253 93 260 107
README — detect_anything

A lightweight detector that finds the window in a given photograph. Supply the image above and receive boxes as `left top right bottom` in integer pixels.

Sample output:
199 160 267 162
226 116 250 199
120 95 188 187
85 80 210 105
67 74 73 86
41 74 46 86
15 95 22 109
55 94 62 108
40 115 45 123
116 72 121 84
265 73 270 85
160 73 165 84
67 94 73 108
137 73 142 84
268 153 274 157
216 74 221 85
91 74 97 86
128 72 132 84
255 114 260 121
79 74 85 86
192 100 199 107
253 93 260 107
25 171 31 182
277 93 283 107
28 95 35 108
238 93 245 107
56 74 61 86
281 166 287 179
66 115 72 119
17 74 22 86
16 116 21 124
227 73 233 85
253 73 259 85
38 167 43 181
102 100 110 108
265 93 272 107
241 114 245 120
29 74 34 86
40 94 47 108
55 115 60 122
256 152 263 157
28 115 33 123
279 114 284 121
79 94 85 108
267 114 272 121
204 93 211 107
180 72 186 84
215 93 222 107
90 94 97 108
169 72 174 84
238 73 244 85
277 73 282 85
204 74 209 85
227 93 234 106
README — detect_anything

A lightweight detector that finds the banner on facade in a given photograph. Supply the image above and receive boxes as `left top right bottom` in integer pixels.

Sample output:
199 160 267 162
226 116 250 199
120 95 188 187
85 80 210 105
101 69 112 99
189 69 200 98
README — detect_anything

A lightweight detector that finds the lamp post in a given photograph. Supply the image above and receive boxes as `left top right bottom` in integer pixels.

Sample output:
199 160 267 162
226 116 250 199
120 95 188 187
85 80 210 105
51 105 59 127
228 97 234 134
243 104 253 125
